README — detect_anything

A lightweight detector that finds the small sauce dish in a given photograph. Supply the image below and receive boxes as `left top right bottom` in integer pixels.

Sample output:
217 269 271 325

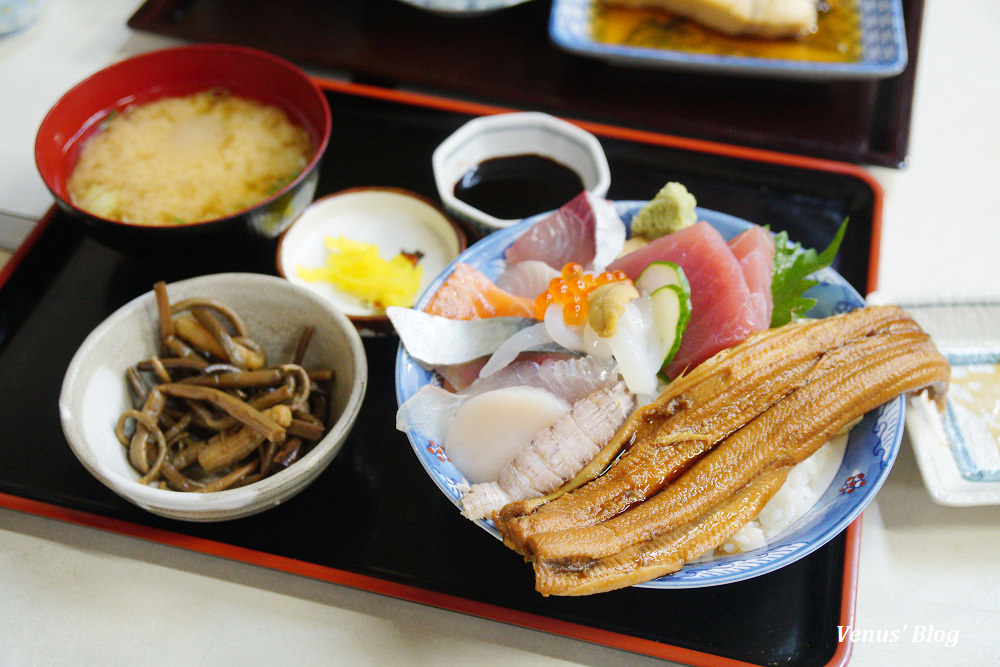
432 112 611 237
277 187 466 335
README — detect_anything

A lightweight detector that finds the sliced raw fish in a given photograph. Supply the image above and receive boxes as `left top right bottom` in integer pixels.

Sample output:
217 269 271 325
435 358 491 392
467 355 620 404
608 221 761 378
396 356 620 466
496 260 559 299
426 263 536 320
504 192 625 271
387 307 553 367
727 225 775 330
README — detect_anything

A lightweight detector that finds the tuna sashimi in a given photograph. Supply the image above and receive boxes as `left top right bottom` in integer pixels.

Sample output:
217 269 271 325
426 263 536 320
504 191 597 270
607 221 763 378
727 225 776 330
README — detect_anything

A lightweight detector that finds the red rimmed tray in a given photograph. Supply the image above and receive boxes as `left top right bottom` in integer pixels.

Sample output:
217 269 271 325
127 0 925 168
0 79 879 665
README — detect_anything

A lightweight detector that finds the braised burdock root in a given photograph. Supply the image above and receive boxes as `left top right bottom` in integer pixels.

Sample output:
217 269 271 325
494 305 950 596
114 281 336 492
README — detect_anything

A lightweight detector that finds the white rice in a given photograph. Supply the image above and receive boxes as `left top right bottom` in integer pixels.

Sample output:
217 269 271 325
714 431 848 555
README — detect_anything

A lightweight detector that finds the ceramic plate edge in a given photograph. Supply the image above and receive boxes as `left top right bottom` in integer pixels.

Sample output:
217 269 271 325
548 0 908 80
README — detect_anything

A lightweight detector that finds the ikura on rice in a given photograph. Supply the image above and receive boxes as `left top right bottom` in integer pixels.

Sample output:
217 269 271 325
391 184 949 595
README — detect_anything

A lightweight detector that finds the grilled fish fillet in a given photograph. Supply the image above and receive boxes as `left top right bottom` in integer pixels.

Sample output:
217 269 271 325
496 306 924 554
494 306 949 595
528 330 946 567
606 0 818 38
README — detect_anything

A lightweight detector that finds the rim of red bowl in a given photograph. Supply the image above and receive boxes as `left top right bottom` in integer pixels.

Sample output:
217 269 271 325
34 43 332 230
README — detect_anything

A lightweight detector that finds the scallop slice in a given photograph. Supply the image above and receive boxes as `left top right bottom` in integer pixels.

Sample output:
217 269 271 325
444 386 570 484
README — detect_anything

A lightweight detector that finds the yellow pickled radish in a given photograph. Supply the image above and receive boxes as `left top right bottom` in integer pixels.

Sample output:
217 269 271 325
296 236 423 309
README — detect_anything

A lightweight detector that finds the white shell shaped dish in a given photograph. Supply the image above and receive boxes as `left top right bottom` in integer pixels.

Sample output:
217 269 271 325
59 273 368 522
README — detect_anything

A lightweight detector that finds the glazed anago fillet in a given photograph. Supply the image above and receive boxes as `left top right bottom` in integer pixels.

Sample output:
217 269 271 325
494 305 950 596
606 0 818 38
496 305 924 552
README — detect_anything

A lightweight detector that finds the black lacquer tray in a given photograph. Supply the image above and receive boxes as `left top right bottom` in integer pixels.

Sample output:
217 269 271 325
0 82 877 666
127 0 925 168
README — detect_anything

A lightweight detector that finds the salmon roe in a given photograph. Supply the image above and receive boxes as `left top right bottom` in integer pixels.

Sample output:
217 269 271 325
534 262 630 325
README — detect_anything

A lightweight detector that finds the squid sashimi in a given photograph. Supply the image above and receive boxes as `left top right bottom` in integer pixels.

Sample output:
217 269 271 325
608 221 763 378
426 262 536 320
728 225 776 330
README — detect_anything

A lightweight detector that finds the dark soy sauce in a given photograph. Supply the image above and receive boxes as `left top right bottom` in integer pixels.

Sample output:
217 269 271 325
453 154 585 220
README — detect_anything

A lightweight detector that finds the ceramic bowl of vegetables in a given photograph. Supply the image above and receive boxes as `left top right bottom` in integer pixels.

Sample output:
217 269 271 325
59 273 367 522
276 187 466 336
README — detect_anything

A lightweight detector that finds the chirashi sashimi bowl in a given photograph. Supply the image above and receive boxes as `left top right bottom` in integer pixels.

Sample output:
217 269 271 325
393 184 949 595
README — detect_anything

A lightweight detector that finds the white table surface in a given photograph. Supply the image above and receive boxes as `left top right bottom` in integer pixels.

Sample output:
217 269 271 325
1 1 998 665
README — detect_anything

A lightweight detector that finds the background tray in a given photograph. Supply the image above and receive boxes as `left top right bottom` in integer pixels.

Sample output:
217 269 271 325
549 0 908 80
127 0 925 168
0 82 878 666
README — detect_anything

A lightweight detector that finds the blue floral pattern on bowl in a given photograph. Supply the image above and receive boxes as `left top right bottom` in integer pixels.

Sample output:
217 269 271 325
395 202 904 589
548 0 908 80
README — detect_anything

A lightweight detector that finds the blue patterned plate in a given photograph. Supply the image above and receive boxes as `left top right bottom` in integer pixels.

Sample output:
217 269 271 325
549 0 907 79
395 202 904 589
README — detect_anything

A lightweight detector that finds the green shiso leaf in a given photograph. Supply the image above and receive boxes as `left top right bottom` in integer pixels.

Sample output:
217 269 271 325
770 220 848 328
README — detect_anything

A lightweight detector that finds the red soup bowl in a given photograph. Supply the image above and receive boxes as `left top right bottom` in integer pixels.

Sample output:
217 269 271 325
35 43 331 257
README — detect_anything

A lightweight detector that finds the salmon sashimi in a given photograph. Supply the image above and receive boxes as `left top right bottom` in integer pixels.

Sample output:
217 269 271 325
608 221 763 378
426 263 536 320
727 225 775 330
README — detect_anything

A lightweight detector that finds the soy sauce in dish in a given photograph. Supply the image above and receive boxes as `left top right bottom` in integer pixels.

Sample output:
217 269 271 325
454 154 585 220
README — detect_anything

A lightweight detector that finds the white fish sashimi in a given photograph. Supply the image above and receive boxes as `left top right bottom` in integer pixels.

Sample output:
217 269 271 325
472 354 620 403
496 260 559 299
395 384 463 446
396 356 621 449
386 307 559 368
589 193 627 272
461 382 635 520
